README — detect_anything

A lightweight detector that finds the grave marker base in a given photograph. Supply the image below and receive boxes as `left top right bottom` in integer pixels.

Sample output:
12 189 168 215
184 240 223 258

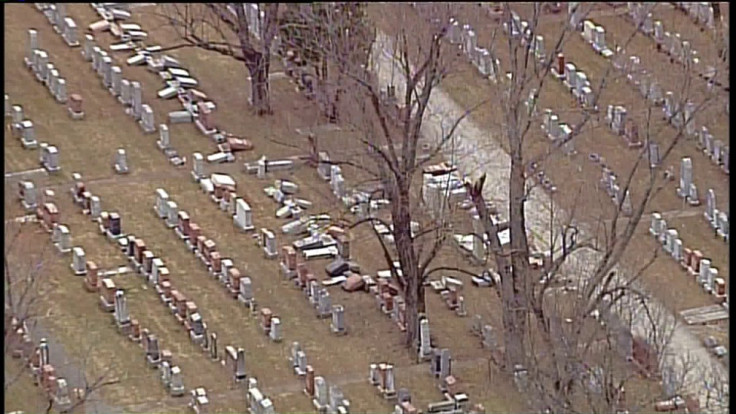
22 139 39 150
99 296 115 312
68 107 85 120
70 264 87 276
55 243 71 254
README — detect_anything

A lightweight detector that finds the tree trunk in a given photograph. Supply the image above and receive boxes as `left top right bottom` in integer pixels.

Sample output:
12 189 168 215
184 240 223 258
391 184 423 348
505 145 531 370
246 52 271 115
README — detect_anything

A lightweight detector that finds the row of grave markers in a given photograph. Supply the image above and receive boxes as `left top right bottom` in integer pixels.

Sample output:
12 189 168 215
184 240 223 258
18 179 191 400
286 342 352 413
649 212 727 303
703 188 729 242
626 3 727 92
71 176 281 411
606 22 730 177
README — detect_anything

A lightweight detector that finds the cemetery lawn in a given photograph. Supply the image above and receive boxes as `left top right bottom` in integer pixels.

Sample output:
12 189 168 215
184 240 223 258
369 3 729 348
6 3 528 412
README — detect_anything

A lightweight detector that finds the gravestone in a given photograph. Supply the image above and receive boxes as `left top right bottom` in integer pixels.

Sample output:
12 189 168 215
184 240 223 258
166 201 178 228
43 145 60 172
418 317 432 361
261 229 278 259
191 153 204 181
330 305 346 335
130 81 142 119
139 104 156 133
677 158 692 199
114 149 129 174
119 79 131 105
269 317 282 342
25 29 38 68
109 66 122 96
55 79 67 104
234 199 255 231
157 124 170 150
316 289 331 318
313 376 328 409
169 366 185 396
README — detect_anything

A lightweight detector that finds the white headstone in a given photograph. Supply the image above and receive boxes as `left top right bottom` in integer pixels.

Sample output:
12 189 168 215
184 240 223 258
678 158 692 198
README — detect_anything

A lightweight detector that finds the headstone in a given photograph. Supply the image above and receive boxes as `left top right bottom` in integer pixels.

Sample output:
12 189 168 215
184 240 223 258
261 229 278 259
114 149 129 174
418 318 432 360
101 57 113 87
235 348 247 381
68 94 84 120
313 376 328 408
169 366 185 396
130 81 142 119
316 289 331 318
704 189 716 221
139 104 155 133
209 333 218 360
269 317 282 342
55 79 67 104
697 259 711 285
166 201 178 228
119 79 131 105
234 199 255 231
649 212 662 236
82 34 95 61
109 66 122 96
191 153 204 181
25 29 38 68
672 238 683 262
330 305 346 335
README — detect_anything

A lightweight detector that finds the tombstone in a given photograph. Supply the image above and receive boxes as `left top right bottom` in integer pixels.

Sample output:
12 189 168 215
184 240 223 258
705 268 718 293
269 317 282 342
261 229 278 259
383 364 397 399
663 91 676 120
118 79 132 106
35 51 49 82
234 199 255 231
169 366 185 397
612 106 627 135
238 277 254 306
439 348 452 379
313 376 328 409
130 81 142 119
111 148 129 174
20 181 37 211
672 239 683 262
166 201 178 228
209 333 218 360
54 225 71 253
697 258 711 285
25 29 38 68
101 57 113 88
68 94 84 120
677 158 692 199
716 211 729 240
563 63 577 89
160 361 172 387
316 289 331 318
235 348 247 381
191 153 205 182
140 104 155 133
145 335 162 366
295 350 308 376
330 305 347 335
71 247 86 275
418 318 432 361
649 212 663 236
154 188 170 219
113 290 131 332
155 124 170 151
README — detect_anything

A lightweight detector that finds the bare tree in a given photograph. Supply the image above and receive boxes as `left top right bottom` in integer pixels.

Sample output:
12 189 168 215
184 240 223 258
287 4 484 348
459 2 722 412
159 3 281 115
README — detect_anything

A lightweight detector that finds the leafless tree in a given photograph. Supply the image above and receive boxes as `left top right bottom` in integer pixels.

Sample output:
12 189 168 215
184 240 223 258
285 3 485 348
459 2 722 412
4 221 48 383
158 3 281 115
